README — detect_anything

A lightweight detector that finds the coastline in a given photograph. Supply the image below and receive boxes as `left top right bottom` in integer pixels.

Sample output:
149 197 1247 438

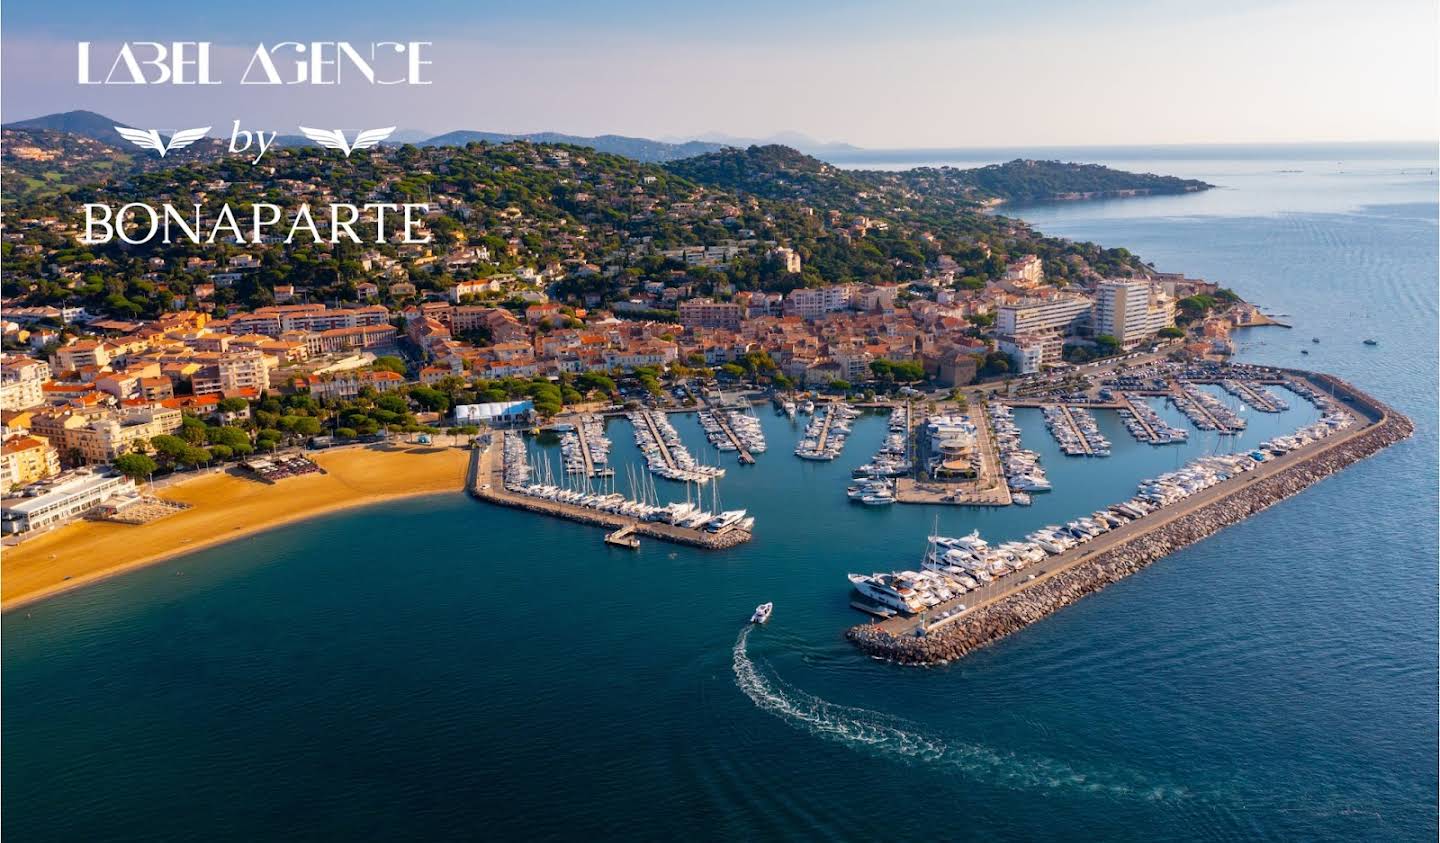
2 444 471 612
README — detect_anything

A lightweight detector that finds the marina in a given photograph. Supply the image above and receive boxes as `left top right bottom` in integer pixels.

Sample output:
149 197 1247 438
849 371 1413 664
1041 404 1111 456
697 407 765 464
629 409 726 483
558 414 614 478
474 432 752 549
1117 392 1189 445
1170 382 1247 433
1221 378 1289 413
794 401 858 461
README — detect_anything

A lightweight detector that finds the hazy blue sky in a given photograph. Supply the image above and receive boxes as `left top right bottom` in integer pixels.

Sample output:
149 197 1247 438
3 0 1436 147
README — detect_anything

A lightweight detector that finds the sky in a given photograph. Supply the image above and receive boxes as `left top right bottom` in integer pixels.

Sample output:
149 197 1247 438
2 0 1436 148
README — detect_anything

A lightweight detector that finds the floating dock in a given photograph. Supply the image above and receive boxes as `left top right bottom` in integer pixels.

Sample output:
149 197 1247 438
711 409 756 464
604 524 641 549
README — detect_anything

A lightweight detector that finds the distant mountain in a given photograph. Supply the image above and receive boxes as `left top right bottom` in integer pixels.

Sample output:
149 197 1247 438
691 130 864 157
420 130 726 162
4 110 131 142
667 145 1213 206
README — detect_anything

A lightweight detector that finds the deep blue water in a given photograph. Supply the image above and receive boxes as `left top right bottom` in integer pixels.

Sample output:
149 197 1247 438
4 149 1437 841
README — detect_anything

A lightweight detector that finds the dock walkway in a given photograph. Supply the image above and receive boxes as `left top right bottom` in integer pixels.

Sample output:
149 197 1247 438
1056 405 1094 455
1118 394 1162 443
712 409 756 464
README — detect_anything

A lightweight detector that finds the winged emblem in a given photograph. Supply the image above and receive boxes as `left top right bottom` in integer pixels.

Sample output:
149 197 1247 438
114 126 211 157
297 126 396 157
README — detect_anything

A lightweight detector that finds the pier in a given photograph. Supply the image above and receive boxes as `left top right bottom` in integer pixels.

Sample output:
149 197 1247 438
712 409 756 464
1118 394 1161 442
1170 382 1242 433
895 407 1012 506
814 403 837 451
849 373 1413 664
469 438 751 550
1055 405 1094 455
637 411 678 471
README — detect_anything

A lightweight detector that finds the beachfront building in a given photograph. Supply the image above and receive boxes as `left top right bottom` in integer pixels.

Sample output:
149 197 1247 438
453 400 535 427
69 407 185 463
0 469 137 534
1094 280 1176 348
1 432 61 492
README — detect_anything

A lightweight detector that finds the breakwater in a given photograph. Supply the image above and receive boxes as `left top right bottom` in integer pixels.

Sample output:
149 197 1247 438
848 377 1413 665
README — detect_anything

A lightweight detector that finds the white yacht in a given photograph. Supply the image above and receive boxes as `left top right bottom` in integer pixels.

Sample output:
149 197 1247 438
750 602 773 624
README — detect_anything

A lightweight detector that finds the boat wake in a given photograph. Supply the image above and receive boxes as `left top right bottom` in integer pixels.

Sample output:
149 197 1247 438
733 627 1189 800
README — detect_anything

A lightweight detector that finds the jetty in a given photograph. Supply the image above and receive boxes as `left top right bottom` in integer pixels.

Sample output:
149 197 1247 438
468 437 751 550
1055 405 1094 455
712 410 756 464
895 407 1011 506
849 372 1412 665
1118 394 1161 442
637 410 678 471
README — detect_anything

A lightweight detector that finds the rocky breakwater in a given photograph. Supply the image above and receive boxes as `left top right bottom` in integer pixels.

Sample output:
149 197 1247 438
849 386 1414 665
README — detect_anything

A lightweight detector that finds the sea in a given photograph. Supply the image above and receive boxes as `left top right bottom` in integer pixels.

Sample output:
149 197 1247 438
4 144 1436 841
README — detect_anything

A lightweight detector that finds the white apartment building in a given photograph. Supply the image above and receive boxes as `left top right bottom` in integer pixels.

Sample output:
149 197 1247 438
995 293 1093 336
0 355 51 411
68 406 184 462
1093 280 1176 348
997 334 1051 375
784 285 855 319
191 350 272 396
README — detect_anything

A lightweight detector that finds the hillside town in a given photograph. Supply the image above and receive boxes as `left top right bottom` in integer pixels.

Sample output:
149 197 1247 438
1 140 1253 537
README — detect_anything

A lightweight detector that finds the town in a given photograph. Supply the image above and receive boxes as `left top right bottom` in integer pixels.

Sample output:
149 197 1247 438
0 140 1264 540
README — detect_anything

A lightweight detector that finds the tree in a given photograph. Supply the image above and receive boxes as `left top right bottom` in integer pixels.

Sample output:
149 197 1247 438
410 386 450 413
208 444 234 461
828 379 852 393
113 452 157 480
1094 334 1121 356
1157 326 1185 339
217 397 249 414
180 415 209 445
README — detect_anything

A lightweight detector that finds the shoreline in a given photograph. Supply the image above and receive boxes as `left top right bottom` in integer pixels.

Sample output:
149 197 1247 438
847 374 1414 665
2 445 470 613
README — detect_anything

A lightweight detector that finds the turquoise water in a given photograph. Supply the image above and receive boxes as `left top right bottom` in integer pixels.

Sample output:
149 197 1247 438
5 149 1436 840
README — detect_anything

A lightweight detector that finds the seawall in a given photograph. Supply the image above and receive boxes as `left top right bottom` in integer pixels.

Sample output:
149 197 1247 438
848 376 1414 665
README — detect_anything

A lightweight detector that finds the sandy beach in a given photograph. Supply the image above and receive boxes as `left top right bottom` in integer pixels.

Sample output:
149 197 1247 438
1 444 472 611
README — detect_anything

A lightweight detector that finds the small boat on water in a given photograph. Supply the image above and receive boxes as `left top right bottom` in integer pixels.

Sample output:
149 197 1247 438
1363 339 1379 346
1300 349 1309 355
750 602 773 624
1312 337 1320 343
